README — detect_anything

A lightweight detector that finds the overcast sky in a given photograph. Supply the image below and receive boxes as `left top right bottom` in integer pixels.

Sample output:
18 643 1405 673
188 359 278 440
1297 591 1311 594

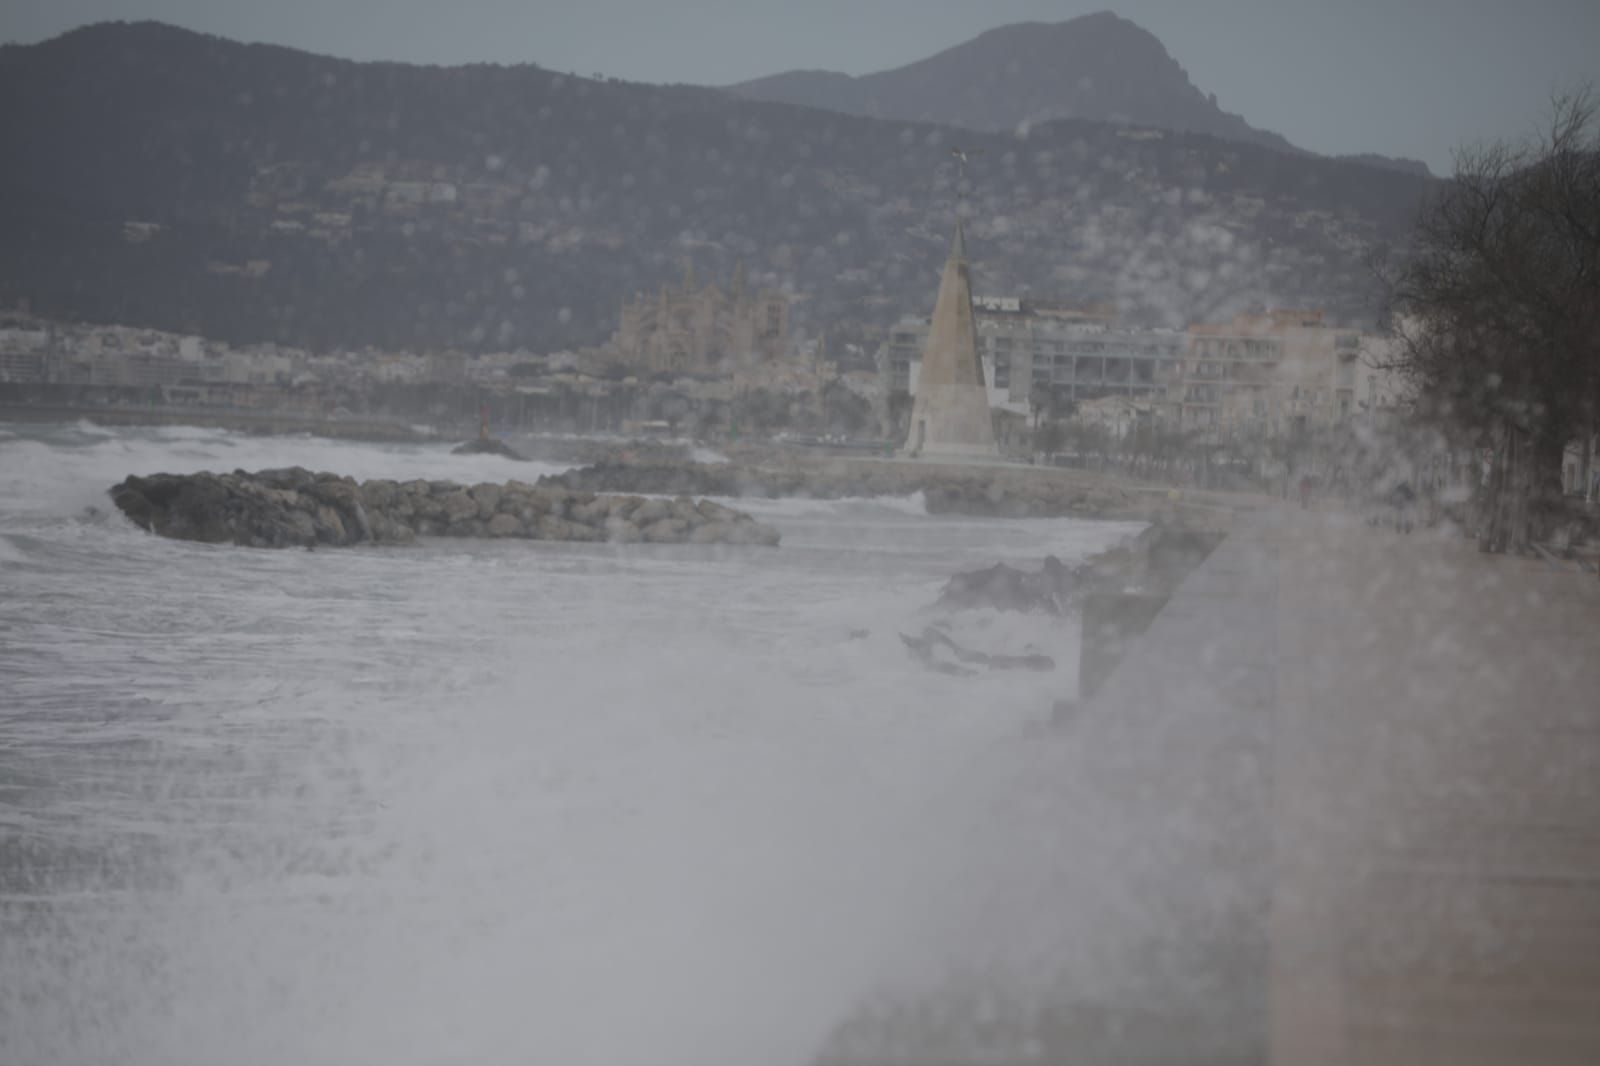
6 0 1597 174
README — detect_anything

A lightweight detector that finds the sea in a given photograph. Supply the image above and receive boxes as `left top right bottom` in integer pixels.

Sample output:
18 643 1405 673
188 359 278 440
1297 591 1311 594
0 420 1145 1066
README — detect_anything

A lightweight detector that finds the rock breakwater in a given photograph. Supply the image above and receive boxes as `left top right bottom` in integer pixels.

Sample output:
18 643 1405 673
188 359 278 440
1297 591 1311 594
539 458 1136 518
933 521 1227 615
450 437 529 461
110 468 781 549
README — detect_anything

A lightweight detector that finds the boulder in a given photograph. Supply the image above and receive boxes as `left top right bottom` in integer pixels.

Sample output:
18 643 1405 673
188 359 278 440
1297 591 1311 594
695 499 743 524
536 514 601 542
497 482 532 514
366 511 415 544
306 477 371 543
253 467 317 493
935 556 1081 615
670 497 704 525
313 504 349 543
569 495 611 526
410 493 444 521
510 486 555 518
690 522 733 544
604 517 643 543
441 491 478 524
607 495 643 519
362 478 399 510
486 513 524 537
538 489 570 519
642 517 690 543
470 483 502 520
283 508 318 543
632 498 672 525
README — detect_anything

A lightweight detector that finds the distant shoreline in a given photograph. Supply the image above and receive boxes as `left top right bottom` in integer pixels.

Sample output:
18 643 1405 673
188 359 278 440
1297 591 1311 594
2 404 1240 530
0 403 435 443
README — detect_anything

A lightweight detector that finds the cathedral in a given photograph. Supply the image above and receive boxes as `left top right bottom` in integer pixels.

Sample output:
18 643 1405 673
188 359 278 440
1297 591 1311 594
608 262 789 375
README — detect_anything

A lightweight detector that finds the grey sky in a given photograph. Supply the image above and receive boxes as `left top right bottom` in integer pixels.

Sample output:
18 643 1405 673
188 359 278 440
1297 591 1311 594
5 0 1597 174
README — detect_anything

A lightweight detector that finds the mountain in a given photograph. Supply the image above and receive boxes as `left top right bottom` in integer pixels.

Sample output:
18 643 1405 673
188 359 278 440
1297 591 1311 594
0 21 1433 354
730 13 1431 177
1333 153 1433 179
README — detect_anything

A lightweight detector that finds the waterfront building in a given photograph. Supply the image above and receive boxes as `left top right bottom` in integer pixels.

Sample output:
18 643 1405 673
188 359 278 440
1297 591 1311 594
1182 310 1364 438
885 299 1180 415
887 301 1389 449
608 261 789 375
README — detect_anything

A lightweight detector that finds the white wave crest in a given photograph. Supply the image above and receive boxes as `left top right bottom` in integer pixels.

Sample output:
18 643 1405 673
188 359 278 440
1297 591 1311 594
0 421 569 522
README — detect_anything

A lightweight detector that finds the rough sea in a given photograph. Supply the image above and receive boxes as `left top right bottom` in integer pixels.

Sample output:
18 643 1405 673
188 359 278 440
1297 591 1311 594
0 421 1144 1066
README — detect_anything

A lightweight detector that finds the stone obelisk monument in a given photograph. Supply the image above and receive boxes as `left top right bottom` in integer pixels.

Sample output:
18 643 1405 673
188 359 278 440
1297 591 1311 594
901 220 999 460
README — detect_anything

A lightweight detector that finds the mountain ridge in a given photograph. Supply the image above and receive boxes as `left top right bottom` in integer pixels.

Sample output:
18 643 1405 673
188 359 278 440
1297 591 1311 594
728 13 1432 178
0 20 1432 353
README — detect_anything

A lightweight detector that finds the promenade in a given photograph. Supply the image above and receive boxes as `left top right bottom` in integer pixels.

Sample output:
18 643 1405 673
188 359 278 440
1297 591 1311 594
1266 508 1600 1064
1083 503 1600 1064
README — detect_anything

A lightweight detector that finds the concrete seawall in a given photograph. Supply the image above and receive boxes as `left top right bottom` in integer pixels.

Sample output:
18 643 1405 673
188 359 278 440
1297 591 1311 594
1079 506 1600 1065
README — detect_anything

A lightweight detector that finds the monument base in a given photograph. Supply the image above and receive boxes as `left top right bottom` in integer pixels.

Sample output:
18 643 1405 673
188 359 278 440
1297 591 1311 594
898 442 1003 461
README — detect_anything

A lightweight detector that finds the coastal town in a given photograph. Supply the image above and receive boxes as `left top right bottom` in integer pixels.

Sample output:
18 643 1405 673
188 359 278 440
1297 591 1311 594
0 246 1418 475
5 7 1600 1066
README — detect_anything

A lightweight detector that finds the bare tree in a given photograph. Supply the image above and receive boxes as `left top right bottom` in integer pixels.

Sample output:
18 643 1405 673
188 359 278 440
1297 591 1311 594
1383 90 1600 552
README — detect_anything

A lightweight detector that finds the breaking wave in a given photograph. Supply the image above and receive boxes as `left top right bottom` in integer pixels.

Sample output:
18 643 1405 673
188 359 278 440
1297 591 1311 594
1 419 1145 1066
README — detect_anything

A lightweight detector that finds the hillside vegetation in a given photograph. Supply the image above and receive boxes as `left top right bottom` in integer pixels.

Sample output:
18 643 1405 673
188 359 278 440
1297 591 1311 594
0 21 1432 352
